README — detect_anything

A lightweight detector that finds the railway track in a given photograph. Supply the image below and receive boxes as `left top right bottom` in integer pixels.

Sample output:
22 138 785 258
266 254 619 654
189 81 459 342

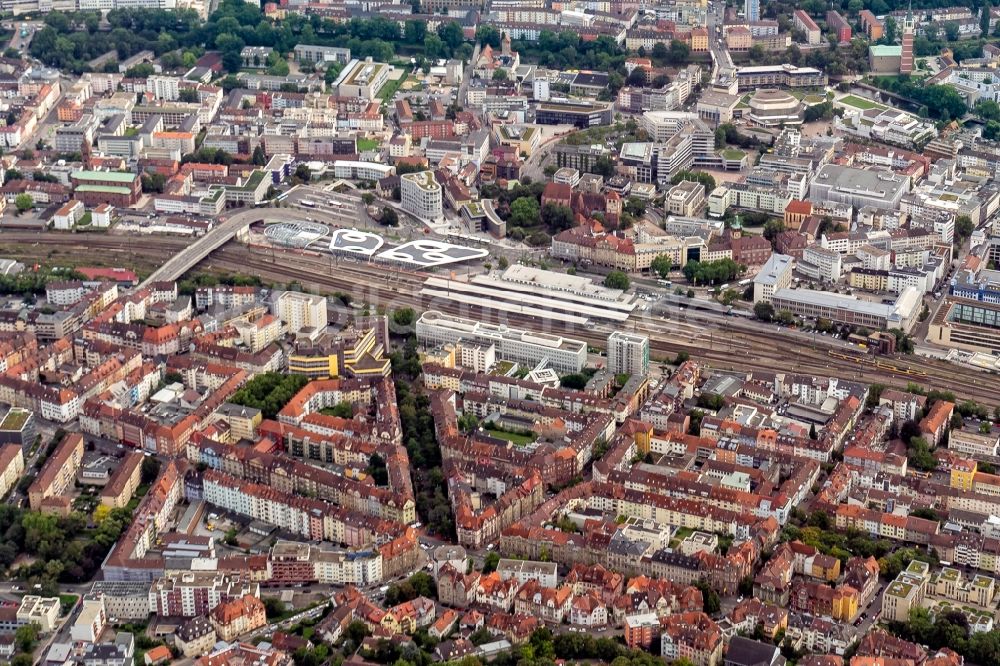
206 244 1000 406
4 232 994 404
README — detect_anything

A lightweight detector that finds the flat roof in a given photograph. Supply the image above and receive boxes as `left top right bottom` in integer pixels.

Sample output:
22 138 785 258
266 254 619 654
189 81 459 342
427 276 631 322
754 254 794 286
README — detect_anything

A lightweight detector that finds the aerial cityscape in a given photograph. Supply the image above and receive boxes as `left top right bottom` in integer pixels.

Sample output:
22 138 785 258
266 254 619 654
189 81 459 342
0 0 1000 665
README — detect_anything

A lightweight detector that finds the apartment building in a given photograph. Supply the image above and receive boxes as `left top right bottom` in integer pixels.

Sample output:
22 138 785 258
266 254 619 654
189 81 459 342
148 572 260 618
882 560 930 622
271 291 328 335
99 451 143 509
0 444 24 500
28 432 84 511
607 331 650 377
792 10 822 45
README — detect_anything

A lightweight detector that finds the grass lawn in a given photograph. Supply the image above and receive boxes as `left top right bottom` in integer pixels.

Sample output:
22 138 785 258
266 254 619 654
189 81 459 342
839 94 885 110
378 66 411 104
484 426 535 446
722 149 746 160
669 526 695 548
357 138 379 152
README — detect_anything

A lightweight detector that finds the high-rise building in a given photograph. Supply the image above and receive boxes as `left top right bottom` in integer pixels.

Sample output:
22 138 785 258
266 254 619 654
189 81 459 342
901 11 915 74
607 331 650 377
745 0 760 22
272 291 328 335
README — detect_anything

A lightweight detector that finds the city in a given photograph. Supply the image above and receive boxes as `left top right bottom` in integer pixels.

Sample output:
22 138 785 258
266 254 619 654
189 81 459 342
0 0 998 665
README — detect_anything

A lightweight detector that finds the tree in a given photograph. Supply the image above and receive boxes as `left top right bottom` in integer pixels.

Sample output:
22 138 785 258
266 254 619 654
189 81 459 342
262 596 286 620
14 624 39 654
509 196 540 227
809 423 818 440
667 39 690 65
626 68 647 86
482 551 500 573
955 214 974 244
651 255 673 279
293 163 311 182
492 68 508 81
693 580 720 615
763 219 786 244
604 271 630 290
908 436 937 471
14 194 33 213
361 192 375 206
943 21 960 42
670 170 716 195
776 309 795 325
476 25 501 48
380 207 399 227
141 172 167 193
883 16 898 44
141 456 161 484
367 452 389 486
540 202 575 232
393 307 416 328
437 21 464 51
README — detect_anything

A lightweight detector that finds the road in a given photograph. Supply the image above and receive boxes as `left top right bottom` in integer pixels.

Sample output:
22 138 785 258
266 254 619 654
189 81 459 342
706 1 734 86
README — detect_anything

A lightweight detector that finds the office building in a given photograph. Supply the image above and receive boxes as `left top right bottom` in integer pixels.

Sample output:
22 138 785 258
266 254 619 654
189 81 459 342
416 310 587 373
809 165 909 210
753 254 794 303
745 0 760 22
0 408 35 450
771 286 922 332
607 332 650 377
333 58 391 100
535 100 613 128
401 170 443 221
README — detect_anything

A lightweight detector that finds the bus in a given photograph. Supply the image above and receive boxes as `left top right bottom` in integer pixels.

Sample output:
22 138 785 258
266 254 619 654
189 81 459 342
301 199 317 208
738 278 752 287
657 279 672 287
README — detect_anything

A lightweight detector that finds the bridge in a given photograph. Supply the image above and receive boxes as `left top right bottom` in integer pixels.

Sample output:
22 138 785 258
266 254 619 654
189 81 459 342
139 208 319 287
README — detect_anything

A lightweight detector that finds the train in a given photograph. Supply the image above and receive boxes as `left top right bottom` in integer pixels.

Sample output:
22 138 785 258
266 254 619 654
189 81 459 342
827 349 929 378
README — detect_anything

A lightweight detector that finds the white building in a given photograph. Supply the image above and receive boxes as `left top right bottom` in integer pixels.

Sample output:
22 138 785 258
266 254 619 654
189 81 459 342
401 170 443 221
607 331 650 377
272 291 328 335
91 203 114 228
71 595 107 643
52 199 85 231
753 253 794 303
416 310 587 373
457 342 497 374
147 75 180 101
800 245 843 283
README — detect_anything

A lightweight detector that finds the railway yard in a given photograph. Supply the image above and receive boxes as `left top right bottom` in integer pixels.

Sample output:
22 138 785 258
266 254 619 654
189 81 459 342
3 229 992 406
